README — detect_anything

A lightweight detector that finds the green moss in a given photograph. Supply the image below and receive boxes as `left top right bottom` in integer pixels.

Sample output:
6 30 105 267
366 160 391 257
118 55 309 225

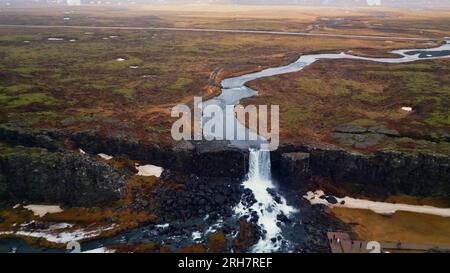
404 72 440 93
10 66 43 75
386 63 432 71
7 111 60 127
349 119 378 127
0 84 36 94
296 77 381 98
113 88 134 100
168 77 193 92
0 93 58 108
283 107 313 129
0 34 43 42
352 93 388 104
425 108 450 126
99 57 143 70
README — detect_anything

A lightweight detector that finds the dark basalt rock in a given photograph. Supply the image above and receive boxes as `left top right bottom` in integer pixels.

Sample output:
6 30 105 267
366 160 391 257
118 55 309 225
308 147 450 197
267 188 282 204
0 127 249 179
273 143 450 198
152 171 243 221
0 146 129 206
332 124 400 148
334 124 368 134
276 213 289 223
278 152 311 183
326 196 338 205
72 131 249 178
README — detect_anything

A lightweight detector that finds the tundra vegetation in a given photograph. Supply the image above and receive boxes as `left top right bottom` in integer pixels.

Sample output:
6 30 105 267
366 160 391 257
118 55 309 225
0 5 450 251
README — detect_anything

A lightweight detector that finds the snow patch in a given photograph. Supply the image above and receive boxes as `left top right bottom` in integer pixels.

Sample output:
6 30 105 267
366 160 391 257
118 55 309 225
23 205 63 217
401 106 413 112
135 164 163 177
155 223 169 229
304 190 450 217
0 225 116 244
83 247 115 253
97 153 113 160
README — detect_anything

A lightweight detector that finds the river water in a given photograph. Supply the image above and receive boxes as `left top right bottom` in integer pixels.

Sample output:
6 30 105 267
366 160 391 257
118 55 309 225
2 41 450 253
204 39 450 252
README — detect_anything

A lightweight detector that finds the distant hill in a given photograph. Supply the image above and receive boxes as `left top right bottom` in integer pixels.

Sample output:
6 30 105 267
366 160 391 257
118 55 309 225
233 0 450 7
1 0 449 8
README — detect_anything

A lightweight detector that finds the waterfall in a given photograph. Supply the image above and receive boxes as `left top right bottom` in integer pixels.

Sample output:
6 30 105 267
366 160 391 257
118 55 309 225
234 148 297 252
247 149 271 181
206 39 450 253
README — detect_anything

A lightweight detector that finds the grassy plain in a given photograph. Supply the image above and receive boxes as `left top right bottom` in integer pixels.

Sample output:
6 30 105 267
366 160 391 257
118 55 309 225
330 207 450 247
1 5 450 37
0 4 449 251
2 6 444 147
246 57 450 154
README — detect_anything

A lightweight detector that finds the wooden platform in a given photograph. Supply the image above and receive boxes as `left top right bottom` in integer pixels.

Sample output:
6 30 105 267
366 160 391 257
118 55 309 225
327 232 450 253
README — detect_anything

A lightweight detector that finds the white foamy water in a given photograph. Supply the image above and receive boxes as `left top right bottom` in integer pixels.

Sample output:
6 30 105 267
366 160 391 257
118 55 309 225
234 149 296 252
206 39 450 253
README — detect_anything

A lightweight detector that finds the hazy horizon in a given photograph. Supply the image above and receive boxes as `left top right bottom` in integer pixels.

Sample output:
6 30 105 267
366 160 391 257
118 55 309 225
1 0 450 8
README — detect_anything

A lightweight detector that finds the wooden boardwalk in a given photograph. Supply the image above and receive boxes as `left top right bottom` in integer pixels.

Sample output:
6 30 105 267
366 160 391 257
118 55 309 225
327 232 450 253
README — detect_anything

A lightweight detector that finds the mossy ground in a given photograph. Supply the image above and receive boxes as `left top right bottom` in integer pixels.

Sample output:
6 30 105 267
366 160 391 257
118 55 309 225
330 207 450 246
246 57 450 155
0 8 443 147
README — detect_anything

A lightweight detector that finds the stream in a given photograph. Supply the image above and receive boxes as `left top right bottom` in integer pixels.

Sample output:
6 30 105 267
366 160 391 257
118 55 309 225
202 39 450 252
1 40 450 253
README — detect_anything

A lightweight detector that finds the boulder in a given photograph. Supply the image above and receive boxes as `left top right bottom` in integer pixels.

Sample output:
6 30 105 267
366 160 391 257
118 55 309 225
326 196 338 205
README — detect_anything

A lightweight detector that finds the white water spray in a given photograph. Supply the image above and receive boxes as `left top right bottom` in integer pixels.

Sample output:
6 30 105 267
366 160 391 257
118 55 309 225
213 39 450 253
235 149 297 252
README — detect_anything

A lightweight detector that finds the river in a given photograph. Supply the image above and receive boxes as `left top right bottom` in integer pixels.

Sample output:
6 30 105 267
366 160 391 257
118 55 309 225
203 39 450 252
1 40 450 253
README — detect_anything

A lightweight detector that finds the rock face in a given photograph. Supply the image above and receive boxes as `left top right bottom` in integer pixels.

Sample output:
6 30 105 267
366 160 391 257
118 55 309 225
0 146 129 206
274 144 450 198
0 127 248 178
309 148 450 197
279 152 311 183
73 132 249 178
2 126 450 200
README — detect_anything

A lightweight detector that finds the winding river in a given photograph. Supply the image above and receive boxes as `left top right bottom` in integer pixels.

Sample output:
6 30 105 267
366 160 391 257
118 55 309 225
2 40 450 254
204 39 450 252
